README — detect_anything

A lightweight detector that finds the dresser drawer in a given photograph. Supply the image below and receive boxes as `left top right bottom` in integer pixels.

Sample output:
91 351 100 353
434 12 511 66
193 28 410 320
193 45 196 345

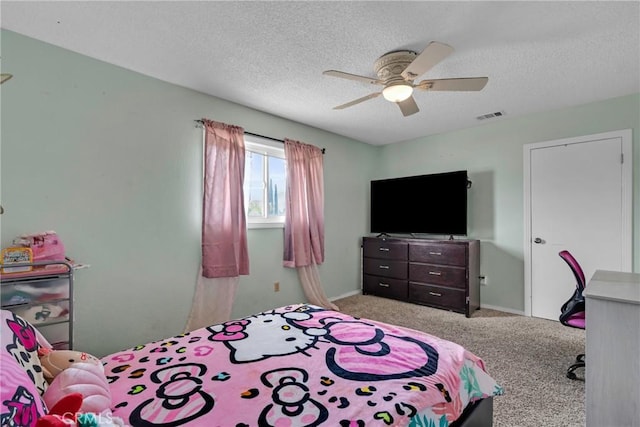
363 239 408 261
1 278 69 306
10 301 70 326
409 282 465 312
409 263 466 288
409 243 466 266
363 258 407 279
364 275 407 300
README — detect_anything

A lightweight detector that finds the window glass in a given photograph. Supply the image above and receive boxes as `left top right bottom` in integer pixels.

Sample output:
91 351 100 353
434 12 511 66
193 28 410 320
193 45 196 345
243 136 286 228
245 151 265 218
268 156 286 216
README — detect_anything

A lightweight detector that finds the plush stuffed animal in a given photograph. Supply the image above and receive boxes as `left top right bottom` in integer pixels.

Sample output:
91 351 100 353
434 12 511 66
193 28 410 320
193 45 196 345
38 348 101 383
38 348 112 415
35 392 125 427
36 392 83 427
43 362 112 414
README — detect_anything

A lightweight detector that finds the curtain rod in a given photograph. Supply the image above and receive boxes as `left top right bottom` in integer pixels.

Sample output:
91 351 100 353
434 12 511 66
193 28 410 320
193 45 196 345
194 120 325 154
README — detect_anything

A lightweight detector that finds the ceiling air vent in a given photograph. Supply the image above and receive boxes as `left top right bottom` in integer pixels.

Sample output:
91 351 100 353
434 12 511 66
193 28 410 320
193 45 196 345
476 111 506 120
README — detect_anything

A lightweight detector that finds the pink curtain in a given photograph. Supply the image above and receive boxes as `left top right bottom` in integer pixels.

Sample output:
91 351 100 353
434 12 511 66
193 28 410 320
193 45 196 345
283 139 324 267
185 269 239 332
185 119 249 331
283 139 338 311
201 119 249 278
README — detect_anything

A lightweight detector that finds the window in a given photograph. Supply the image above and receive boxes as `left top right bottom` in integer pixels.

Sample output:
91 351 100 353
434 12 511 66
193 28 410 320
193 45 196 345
244 136 287 228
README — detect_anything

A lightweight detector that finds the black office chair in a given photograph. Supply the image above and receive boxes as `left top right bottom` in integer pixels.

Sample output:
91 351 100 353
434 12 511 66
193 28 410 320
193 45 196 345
558 250 586 380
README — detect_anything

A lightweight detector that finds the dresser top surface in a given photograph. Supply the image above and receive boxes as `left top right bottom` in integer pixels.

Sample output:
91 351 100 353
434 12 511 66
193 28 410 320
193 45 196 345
363 236 478 244
584 270 640 305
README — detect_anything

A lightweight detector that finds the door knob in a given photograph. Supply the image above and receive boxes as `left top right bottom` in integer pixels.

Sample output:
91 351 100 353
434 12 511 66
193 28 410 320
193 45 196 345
534 237 544 244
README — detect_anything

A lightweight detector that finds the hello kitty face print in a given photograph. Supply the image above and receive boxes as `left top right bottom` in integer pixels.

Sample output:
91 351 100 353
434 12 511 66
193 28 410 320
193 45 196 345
207 310 328 363
206 306 439 383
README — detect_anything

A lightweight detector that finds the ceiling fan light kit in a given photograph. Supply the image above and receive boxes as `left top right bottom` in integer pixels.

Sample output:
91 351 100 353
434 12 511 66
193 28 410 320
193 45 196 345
382 82 413 102
323 41 489 117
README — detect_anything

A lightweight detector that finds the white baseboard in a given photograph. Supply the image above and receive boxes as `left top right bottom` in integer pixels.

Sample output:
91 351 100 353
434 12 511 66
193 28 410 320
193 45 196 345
480 303 525 316
330 289 361 301
328 292 527 316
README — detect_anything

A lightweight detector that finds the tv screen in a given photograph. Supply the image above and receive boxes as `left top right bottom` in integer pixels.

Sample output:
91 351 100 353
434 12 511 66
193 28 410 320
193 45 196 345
370 170 468 235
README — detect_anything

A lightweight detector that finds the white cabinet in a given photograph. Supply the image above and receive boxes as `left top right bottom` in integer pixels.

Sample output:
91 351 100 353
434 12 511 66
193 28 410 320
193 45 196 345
584 270 640 427
1 261 74 349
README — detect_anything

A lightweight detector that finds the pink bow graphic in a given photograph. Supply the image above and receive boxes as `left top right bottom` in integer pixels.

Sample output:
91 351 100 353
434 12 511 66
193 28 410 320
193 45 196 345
209 320 249 341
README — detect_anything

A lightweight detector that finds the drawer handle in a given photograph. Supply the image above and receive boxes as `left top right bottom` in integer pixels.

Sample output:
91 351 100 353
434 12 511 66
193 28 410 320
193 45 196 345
428 271 442 276
379 265 390 269
379 247 390 252
379 282 390 288
429 291 442 297
429 251 442 256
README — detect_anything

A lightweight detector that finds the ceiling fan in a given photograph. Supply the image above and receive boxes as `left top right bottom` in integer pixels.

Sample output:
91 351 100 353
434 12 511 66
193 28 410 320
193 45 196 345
323 41 488 117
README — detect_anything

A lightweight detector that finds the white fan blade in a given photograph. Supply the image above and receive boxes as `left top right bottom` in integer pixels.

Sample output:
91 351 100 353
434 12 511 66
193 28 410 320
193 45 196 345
397 96 419 117
323 70 383 86
401 41 454 80
416 77 489 91
333 92 381 110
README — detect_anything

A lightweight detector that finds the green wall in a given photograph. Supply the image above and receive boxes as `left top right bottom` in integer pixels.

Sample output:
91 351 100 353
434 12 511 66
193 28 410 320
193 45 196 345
0 30 376 356
378 93 639 312
1 30 638 355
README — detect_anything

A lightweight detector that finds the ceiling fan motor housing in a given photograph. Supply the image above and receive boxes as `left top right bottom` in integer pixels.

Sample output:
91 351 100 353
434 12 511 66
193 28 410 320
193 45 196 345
374 50 418 84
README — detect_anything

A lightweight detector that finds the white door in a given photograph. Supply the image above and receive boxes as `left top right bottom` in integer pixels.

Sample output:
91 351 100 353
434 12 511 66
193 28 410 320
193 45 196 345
524 130 632 320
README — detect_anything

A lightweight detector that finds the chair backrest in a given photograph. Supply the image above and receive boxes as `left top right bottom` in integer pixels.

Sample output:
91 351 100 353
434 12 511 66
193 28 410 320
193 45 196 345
559 250 586 292
559 250 586 329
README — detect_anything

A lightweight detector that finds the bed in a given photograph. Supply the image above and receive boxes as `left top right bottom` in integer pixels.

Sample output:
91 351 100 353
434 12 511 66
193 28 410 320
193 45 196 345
1 304 503 426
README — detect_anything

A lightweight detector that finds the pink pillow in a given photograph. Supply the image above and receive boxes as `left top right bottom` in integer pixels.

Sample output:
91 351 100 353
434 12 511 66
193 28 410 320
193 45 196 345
1 310 48 395
1 311 47 426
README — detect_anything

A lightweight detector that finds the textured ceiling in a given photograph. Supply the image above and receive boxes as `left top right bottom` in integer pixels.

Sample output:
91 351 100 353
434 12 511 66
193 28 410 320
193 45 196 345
2 1 639 145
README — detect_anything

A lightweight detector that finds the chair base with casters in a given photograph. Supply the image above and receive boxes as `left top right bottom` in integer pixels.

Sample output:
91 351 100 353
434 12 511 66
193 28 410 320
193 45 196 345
558 250 587 380
566 353 585 380
560 305 585 379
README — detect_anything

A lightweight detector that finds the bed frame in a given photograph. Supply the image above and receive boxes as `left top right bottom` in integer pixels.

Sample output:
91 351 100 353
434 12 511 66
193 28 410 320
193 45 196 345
452 397 494 427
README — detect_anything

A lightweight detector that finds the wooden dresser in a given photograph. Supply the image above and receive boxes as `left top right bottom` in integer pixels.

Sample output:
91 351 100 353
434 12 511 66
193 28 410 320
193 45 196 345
362 236 480 317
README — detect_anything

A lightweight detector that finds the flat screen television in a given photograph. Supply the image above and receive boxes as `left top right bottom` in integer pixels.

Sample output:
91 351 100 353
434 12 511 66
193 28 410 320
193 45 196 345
370 170 468 236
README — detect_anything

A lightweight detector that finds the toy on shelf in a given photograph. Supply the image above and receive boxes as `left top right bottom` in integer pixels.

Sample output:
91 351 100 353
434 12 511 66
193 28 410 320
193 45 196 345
13 231 65 263
0 231 78 278
1 247 33 273
1 231 90 279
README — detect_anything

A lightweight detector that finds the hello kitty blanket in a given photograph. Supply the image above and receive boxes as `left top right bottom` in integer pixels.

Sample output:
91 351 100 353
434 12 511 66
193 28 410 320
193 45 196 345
102 304 503 426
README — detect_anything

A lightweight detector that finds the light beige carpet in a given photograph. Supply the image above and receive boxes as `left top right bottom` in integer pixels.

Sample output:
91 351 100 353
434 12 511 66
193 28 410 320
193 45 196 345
333 294 585 427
